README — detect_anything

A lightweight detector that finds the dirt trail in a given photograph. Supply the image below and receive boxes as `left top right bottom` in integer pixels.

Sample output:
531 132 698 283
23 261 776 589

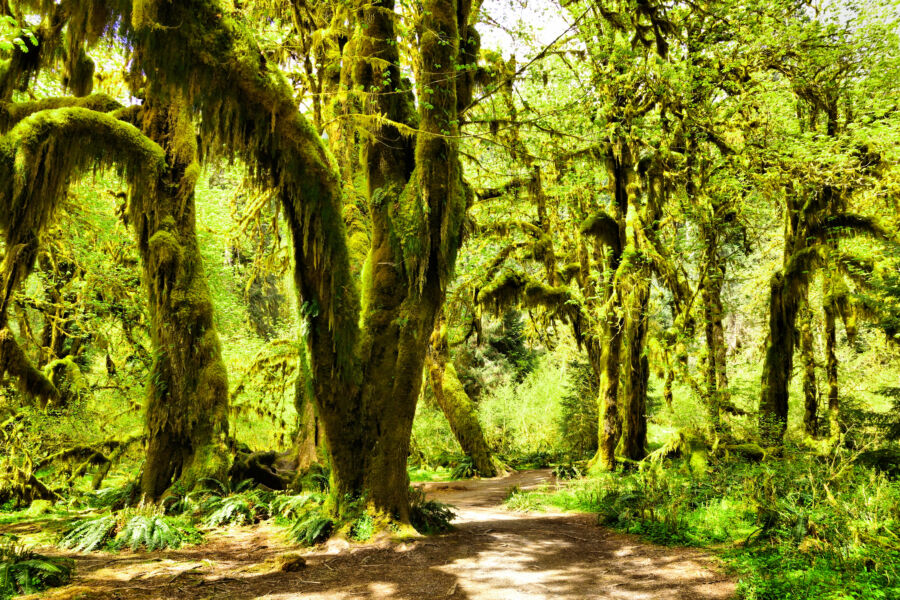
28 470 735 599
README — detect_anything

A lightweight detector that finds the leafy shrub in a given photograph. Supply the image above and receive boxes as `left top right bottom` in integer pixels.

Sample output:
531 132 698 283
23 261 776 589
295 464 330 493
349 513 375 542
192 479 272 526
85 482 136 511
408 487 455 534
60 511 201 553
504 485 545 512
526 449 900 599
202 496 255 527
270 493 324 521
1 537 73 600
479 358 568 461
552 462 582 480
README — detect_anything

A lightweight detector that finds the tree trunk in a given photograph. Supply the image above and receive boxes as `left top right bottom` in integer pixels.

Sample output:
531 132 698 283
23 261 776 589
291 366 320 473
619 280 650 461
825 299 840 441
131 0 473 520
134 101 230 500
594 150 630 471
759 272 798 444
427 325 496 477
798 303 819 437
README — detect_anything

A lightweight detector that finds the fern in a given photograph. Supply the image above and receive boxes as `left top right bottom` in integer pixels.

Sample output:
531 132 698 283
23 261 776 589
1 537 73 599
289 508 334 546
59 516 116 552
296 464 330 492
110 514 200 551
203 496 254 527
269 493 324 520
409 487 456 534
86 482 136 510
552 463 582 480
450 456 477 480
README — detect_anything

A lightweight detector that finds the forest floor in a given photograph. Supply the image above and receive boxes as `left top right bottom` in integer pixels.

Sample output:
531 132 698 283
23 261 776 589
17 470 736 599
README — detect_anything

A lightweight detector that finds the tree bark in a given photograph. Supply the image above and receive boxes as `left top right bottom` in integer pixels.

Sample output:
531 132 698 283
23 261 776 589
619 280 650 461
825 298 840 442
133 101 230 500
594 150 631 471
798 303 819 437
427 325 496 477
130 0 474 520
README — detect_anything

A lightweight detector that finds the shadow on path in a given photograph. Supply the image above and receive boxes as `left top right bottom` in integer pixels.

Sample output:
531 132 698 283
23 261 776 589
25 470 735 599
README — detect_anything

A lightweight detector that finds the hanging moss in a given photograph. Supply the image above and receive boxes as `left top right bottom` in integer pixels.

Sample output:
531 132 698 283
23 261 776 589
0 106 165 381
135 102 231 500
477 270 527 314
0 328 60 405
63 47 95 97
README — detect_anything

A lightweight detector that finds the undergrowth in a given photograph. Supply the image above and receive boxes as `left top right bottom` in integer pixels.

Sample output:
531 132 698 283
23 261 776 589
1 536 73 599
514 448 900 599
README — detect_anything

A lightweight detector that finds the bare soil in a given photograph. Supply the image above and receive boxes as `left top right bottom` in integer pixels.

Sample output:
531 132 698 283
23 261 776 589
22 470 736 599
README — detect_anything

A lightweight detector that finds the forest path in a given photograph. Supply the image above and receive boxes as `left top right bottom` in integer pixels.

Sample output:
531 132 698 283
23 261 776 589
31 470 735 600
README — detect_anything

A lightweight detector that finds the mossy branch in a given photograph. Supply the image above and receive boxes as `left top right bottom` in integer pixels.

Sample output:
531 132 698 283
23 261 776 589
809 214 895 245
0 93 122 133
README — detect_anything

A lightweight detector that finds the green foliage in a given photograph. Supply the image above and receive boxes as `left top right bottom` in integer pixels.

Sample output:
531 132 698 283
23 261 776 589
295 464 330 493
0 536 73 600
86 483 137 511
60 509 202 553
111 514 200 551
408 487 455 534
556 360 598 459
289 508 334 546
449 456 477 480
269 493 324 521
488 312 538 380
525 450 900 599
58 515 116 552
479 355 569 460
551 462 582 480
202 495 257 527
349 513 375 542
505 485 545 512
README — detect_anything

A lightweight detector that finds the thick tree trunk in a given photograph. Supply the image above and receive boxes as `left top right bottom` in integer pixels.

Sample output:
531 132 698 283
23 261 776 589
134 102 230 500
291 369 320 473
619 280 650 461
131 0 473 520
427 325 496 477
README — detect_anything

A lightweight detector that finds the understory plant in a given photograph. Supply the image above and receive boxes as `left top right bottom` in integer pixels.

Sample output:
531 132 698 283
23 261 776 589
519 448 900 599
1 536 73 599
